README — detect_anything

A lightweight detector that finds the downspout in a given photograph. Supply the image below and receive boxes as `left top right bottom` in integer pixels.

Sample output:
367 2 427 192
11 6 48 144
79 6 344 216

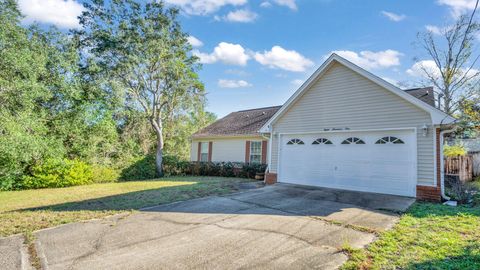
261 126 272 174
440 126 457 201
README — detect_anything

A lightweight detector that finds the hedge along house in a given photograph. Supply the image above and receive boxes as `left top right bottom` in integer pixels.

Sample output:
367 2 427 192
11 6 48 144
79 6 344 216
191 54 456 201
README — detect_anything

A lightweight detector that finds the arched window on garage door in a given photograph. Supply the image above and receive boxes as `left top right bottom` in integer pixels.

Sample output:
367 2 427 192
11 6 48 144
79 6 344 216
312 138 333 145
341 137 365 144
375 136 404 144
286 138 304 145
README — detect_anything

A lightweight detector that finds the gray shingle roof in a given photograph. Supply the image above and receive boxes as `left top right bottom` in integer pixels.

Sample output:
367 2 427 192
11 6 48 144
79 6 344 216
192 106 281 138
404 87 436 107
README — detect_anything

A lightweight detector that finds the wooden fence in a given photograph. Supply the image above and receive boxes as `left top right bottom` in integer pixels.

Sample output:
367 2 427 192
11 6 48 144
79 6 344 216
444 155 473 182
473 152 480 177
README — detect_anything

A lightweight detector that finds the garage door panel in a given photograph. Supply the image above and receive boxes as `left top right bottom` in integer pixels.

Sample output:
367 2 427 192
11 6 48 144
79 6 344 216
278 130 416 197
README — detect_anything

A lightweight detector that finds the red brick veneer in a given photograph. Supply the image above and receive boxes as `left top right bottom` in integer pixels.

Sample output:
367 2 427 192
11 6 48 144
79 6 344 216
264 173 277 185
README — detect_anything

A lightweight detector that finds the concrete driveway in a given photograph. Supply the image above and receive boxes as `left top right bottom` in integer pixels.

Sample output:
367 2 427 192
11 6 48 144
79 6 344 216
27 184 414 269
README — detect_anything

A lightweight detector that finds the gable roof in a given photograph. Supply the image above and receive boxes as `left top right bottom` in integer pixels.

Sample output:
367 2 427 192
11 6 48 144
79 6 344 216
192 106 281 138
259 54 456 133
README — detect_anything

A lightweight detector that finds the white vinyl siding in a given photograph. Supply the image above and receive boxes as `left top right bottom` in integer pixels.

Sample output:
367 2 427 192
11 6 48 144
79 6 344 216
270 62 435 186
191 137 267 163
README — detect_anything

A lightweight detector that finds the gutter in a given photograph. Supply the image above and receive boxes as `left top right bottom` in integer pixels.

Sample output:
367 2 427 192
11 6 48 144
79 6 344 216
261 132 271 174
439 126 458 201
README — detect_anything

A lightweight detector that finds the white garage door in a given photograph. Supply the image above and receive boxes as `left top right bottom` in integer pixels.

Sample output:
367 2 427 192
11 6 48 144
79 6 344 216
278 130 417 197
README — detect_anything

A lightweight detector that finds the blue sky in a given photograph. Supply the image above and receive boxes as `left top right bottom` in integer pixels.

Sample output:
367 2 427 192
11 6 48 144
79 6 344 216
16 0 477 117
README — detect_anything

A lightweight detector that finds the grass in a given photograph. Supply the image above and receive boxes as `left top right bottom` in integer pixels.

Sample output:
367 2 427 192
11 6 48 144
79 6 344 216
0 176 252 237
341 202 480 270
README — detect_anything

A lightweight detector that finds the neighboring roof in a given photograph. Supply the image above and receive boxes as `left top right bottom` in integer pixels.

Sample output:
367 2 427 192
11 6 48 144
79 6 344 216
192 106 281 138
404 87 436 107
260 53 456 132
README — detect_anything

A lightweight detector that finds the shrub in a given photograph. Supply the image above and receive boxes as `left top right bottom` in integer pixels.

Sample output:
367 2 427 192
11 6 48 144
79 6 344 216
180 161 265 179
92 165 120 183
22 159 93 189
444 144 467 157
445 176 480 205
163 155 191 176
120 155 157 180
120 154 267 180
240 163 267 179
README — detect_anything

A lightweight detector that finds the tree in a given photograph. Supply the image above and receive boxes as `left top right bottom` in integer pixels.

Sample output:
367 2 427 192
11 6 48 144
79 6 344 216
416 0 480 115
77 0 205 176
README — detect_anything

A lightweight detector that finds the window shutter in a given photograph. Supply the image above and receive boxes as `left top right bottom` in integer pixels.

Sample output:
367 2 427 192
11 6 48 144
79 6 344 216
245 141 250 163
261 140 267 164
208 142 213 162
197 142 201 161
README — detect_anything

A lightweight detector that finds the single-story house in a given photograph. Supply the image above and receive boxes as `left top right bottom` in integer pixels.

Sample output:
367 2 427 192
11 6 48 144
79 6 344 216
191 54 456 201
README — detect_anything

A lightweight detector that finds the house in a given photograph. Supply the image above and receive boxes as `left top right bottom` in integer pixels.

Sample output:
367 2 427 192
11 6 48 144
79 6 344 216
191 54 456 201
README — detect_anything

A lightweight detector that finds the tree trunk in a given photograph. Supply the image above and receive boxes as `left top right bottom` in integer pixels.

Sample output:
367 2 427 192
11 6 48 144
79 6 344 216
151 118 164 177
155 138 163 177
155 133 167 177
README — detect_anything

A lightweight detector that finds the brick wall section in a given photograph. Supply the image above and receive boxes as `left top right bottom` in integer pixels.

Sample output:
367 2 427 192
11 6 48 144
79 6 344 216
416 128 442 202
264 173 277 185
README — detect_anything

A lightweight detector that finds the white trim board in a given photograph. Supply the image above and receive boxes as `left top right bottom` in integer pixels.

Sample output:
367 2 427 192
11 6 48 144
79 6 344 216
260 53 456 133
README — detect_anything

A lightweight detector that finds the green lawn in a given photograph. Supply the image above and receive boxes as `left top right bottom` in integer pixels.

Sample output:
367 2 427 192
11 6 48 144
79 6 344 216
0 176 252 237
341 202 480 270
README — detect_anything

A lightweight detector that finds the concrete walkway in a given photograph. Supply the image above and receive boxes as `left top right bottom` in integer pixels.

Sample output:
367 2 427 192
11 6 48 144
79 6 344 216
6 184 415 270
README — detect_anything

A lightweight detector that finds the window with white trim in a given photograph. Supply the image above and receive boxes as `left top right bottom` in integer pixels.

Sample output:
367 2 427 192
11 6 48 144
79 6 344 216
312 138 333 145
250 141 262 163
200 142 209 162
341 137 365 144
286 138 304 145
375 136 404 144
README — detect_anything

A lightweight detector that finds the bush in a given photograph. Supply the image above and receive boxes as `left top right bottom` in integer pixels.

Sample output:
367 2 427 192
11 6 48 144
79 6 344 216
445 176 480 205
240 163 267 179
120 155 157 181
92 165 120 183
163 155 191 176
22 159 93 189
119 154 267 180
444 144 467 157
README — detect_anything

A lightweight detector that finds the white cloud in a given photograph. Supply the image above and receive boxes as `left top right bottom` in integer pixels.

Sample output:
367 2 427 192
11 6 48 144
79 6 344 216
222 9 258 22
331 50 403 70
260 1 272 8
407 59 479 80
218 79 252 88
193 42 250 66
273 0 297 10
406 60 443 79
291 79 304 86
187 36 203 47
18 0 84 29
425 25 443 35
259 0 296 10
381 11 406 22
437 0 478 17
254 46 314 72
164 0 247 15
425 25 455 35
407 60 441 78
